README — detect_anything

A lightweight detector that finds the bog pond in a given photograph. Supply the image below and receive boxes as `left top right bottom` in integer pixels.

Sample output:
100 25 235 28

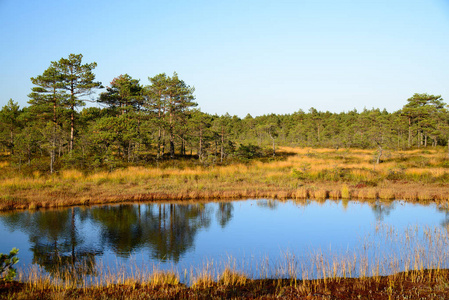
1 199 449 284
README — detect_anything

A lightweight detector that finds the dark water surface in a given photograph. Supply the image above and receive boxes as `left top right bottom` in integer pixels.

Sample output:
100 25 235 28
1 199 449 281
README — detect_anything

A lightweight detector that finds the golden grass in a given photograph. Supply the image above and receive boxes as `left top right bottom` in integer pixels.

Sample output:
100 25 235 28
61 169 84 180
311 189 328 200
378 189 395 200
149 270 180 286
341 185 350 199
328 190 341 199
2 146 449 211
219 268 248 286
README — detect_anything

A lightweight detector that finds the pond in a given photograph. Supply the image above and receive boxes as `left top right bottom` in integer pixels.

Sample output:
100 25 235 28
1 199 449 284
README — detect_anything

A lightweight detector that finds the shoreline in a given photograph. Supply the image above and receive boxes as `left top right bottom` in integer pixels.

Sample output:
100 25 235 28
3 268 449 299
1 181 449 212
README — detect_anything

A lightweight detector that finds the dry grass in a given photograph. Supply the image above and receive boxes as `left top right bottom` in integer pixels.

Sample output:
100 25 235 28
1 146 449 211
378 189 395 200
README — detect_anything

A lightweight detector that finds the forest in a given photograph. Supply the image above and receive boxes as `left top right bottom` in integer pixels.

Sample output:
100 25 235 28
0 53 448 175
3 54 449 300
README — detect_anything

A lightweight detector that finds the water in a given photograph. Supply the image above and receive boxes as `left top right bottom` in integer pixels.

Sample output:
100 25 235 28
1 199 449 282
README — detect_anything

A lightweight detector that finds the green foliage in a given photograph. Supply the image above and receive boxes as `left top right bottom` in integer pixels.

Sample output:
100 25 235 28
292 162 311 180
235 144 263 160
0 248 19 281
4 54 449 172
98 74 143 114
386 167 406 180
0 99 22 153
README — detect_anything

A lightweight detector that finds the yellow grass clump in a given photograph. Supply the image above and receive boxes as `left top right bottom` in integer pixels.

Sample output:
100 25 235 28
149 270 180 286
378 189 395 200
341 185 350 199
61 169 84 180
219 268 248 286
312 189 328 200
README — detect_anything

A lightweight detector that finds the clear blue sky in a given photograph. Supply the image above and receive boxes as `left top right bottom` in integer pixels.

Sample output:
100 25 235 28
1 0 448 117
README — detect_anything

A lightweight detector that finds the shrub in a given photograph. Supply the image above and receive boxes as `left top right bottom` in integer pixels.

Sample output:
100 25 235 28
0 248 19 281
235 144 263 160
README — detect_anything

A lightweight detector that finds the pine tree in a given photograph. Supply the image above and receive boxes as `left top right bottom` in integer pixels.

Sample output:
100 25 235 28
54 54 102 151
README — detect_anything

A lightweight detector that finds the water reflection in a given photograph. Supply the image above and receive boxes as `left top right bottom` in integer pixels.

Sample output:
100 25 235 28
2 199 449 280
256 199 278 210
437 206 449 232
2 208 102 277
216 202 233 228
89 203 213 261
370 201 395 221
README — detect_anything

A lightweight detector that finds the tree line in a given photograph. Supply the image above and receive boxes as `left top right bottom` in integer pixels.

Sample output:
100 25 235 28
1 53 448 174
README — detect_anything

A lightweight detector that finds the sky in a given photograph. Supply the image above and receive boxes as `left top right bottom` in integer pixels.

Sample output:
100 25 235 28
0 0 448 117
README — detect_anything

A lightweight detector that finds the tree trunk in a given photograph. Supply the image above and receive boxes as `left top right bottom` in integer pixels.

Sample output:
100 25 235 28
169 112 175 159
199 127 203 161
220 126 224 163
170 137 175 159
157 107 162 160
397 128 400 151
70 105 74 152
408 118 411 148
157 127 161 159
50 97 57 174
417 130 420 148
180 137 184 156
50 140 55 174
376 143 382 164
9 129 13 155
215 140 218 159
161 131 165 157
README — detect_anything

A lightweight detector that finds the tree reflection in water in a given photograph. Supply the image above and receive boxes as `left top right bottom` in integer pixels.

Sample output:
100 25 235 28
89 203 217 262
2 208 101 279
2 199 449 283
370 201 395 222
256 200 278 210
2 202 234 270
216 202 234 228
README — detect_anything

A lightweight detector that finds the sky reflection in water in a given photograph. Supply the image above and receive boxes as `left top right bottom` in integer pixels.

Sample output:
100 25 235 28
0 199 448 280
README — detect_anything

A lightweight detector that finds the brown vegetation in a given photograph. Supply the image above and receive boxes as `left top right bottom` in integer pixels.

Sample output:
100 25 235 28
1 147 449 211
2 269 449 299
